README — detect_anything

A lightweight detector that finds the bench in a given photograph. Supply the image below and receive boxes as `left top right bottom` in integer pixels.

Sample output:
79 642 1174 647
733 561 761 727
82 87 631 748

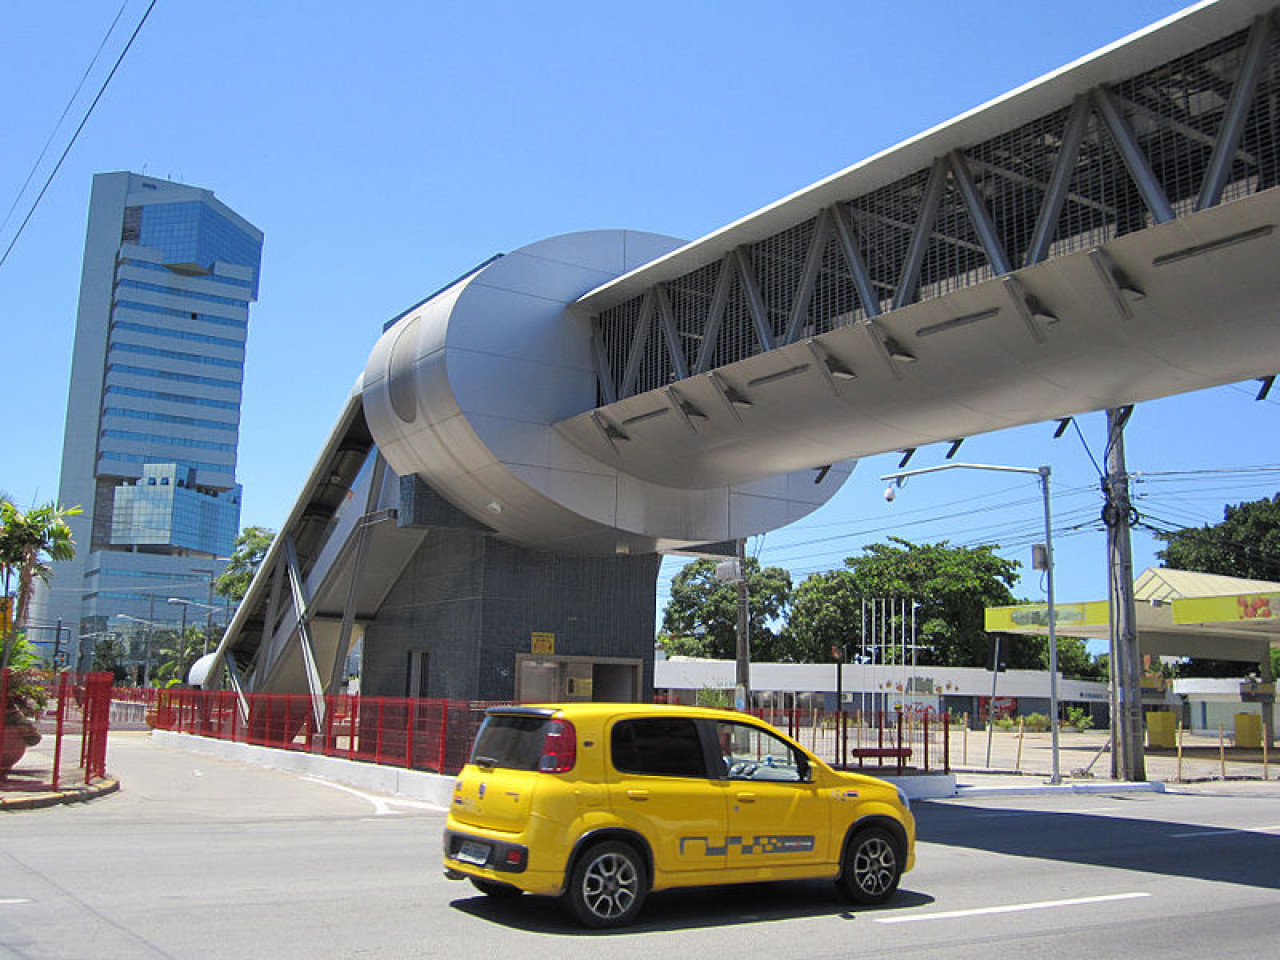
848 747 912 760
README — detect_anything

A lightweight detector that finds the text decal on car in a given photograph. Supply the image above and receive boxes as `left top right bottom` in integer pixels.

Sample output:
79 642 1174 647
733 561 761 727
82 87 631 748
680 834 816 856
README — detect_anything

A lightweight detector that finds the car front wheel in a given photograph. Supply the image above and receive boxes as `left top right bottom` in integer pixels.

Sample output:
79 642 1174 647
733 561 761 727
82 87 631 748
563 840 647 928
837 826 902 905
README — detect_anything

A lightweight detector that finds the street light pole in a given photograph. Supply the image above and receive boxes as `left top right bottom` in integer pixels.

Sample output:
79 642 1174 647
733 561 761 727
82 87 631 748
167 598 220 657
116 613 162 686
881 461 1062 784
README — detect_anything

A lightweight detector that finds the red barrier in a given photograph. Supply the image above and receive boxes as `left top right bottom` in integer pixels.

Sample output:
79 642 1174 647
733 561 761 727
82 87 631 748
1 669 112 791
139 687 508 776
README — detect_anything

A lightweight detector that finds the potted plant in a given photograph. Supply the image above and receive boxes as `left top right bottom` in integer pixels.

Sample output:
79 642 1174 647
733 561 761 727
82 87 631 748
2 662 49 775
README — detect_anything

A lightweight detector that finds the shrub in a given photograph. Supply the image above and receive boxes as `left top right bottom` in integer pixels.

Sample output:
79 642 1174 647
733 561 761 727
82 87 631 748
1022 713 1050 732
1065 706 1094 731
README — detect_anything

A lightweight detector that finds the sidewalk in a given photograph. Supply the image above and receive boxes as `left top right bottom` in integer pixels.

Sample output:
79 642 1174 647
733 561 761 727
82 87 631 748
0 725 119 812
938 725 1276 797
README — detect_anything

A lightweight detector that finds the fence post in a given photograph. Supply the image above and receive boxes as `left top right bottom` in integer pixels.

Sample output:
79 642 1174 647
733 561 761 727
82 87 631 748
349 695 358 760
404 699 415 770
437 699 450 773
376 699 385 765
943 711 950 773
896 709 905 776
923 712 930 773
51 673 68 791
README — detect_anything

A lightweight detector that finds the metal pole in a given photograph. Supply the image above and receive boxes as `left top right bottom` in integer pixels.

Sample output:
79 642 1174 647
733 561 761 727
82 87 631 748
734 538 750 709
986 635 999 768
1040 466 1062 785
835 646 843 768
860 596 867 719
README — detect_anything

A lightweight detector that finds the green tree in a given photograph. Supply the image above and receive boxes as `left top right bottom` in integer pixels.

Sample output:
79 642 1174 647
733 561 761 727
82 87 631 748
90 634 131 684
1155 494 1280 580
152 625 206 687
0 500 81 671
215 526 275 603
787 538 1023 668
1051 634 1106 680
660 557 792 661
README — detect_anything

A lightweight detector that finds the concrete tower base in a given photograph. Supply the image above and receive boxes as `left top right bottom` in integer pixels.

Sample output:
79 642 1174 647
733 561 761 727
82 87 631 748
360 481 660 703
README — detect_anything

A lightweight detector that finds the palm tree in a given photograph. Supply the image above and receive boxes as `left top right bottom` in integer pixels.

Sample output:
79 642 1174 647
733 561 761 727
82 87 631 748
0 501 81 672
152 625 206 687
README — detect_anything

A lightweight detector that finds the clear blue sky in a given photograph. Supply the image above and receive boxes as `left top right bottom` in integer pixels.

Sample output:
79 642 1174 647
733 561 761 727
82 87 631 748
4 1 1276 643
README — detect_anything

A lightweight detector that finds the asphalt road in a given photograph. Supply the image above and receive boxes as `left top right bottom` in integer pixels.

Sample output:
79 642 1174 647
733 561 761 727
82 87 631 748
3 733 1279 959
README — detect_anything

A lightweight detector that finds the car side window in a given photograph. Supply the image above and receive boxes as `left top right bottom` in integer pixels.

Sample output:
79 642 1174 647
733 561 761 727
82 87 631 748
717 721 808 782
611 717 708 778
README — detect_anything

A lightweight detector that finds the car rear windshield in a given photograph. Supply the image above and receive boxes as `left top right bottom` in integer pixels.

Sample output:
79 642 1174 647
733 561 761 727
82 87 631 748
470 714 550 771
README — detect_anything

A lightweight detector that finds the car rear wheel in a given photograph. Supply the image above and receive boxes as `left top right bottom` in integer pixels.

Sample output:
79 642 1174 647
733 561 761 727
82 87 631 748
469 877 523 898
837 826 902 905
563 840 647 928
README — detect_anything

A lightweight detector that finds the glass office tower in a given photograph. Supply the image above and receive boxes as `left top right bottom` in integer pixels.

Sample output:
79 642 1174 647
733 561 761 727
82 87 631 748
39 172 263 671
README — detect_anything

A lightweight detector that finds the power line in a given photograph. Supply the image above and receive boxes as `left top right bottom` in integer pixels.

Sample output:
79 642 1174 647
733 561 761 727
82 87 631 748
0 2 131 237
0 0 158 270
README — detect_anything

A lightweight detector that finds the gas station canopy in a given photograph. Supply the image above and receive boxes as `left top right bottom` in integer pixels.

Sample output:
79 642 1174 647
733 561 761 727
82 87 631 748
986 568 1280 665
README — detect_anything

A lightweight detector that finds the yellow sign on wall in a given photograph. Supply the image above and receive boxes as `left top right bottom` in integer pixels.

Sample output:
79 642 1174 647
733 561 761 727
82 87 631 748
531 631 555 655
0 596 11 635
1173 592 1280 625
984 600 1109 633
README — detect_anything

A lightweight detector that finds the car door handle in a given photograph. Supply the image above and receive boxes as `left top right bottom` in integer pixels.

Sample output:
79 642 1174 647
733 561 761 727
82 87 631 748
626 789 650 801
735 792 757 803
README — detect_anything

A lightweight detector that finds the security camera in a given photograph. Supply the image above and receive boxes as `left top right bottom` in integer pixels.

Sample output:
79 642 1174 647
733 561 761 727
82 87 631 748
884 485 897 502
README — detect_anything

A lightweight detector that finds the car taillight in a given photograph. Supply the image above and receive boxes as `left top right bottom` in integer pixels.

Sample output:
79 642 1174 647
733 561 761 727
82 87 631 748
539 719 577 773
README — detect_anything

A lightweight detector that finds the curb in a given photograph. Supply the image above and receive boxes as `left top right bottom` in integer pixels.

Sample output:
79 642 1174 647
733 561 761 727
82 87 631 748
0 778 120 812
954 780 1166 798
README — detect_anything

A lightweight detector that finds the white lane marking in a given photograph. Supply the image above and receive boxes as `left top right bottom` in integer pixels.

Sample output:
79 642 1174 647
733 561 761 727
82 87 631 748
1169 824 1280 839
975 806 1120 819
0 899 32 905
875 892 1151 925
300 776 441 815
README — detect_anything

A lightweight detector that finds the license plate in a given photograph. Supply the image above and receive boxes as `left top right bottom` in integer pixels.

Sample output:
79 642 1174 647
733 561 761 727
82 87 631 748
456 841 491 866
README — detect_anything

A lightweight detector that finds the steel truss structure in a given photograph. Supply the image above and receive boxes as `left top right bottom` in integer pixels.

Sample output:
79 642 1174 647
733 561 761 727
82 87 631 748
591 13 1280 404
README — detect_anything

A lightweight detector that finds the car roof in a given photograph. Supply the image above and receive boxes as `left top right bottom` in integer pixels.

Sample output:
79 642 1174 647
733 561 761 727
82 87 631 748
488 702 752 723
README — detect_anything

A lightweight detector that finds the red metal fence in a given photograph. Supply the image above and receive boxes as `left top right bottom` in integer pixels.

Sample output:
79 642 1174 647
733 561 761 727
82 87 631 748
761 706 951 775
139 688 949 777
143 688 505 776
1 670 112 792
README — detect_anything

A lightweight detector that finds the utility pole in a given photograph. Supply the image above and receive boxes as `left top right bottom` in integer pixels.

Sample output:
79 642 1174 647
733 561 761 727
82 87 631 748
1104 406 1146 781
735 538 751 710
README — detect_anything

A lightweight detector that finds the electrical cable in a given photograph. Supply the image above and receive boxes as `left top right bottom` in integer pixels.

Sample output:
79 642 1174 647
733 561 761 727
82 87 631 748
0 1 131 237
0 0 158 271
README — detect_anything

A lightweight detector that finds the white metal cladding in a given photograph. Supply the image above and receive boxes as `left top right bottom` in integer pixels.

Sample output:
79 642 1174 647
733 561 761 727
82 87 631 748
360 231 853 556
554 1 1280 490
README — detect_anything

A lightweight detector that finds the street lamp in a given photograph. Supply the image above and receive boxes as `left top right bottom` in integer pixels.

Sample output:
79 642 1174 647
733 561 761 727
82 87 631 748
880 461 1062 785
116 613 162 686
167 598 221 655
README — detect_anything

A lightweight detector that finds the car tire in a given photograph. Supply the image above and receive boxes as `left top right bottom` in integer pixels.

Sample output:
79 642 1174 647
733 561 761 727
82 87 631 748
469 877 523 898
563 840 647 928
837 826 902 905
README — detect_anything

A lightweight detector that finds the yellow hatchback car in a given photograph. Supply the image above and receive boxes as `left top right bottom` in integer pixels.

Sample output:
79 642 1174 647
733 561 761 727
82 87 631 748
443 703 915 927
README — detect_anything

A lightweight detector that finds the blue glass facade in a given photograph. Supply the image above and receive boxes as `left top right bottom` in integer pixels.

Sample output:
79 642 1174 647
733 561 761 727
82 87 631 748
110 464 241 556
125 201 263 296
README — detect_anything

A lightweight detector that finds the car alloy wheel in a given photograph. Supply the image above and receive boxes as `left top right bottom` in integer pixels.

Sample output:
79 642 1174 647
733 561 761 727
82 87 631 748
839 826 902 905
566 841 646 928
